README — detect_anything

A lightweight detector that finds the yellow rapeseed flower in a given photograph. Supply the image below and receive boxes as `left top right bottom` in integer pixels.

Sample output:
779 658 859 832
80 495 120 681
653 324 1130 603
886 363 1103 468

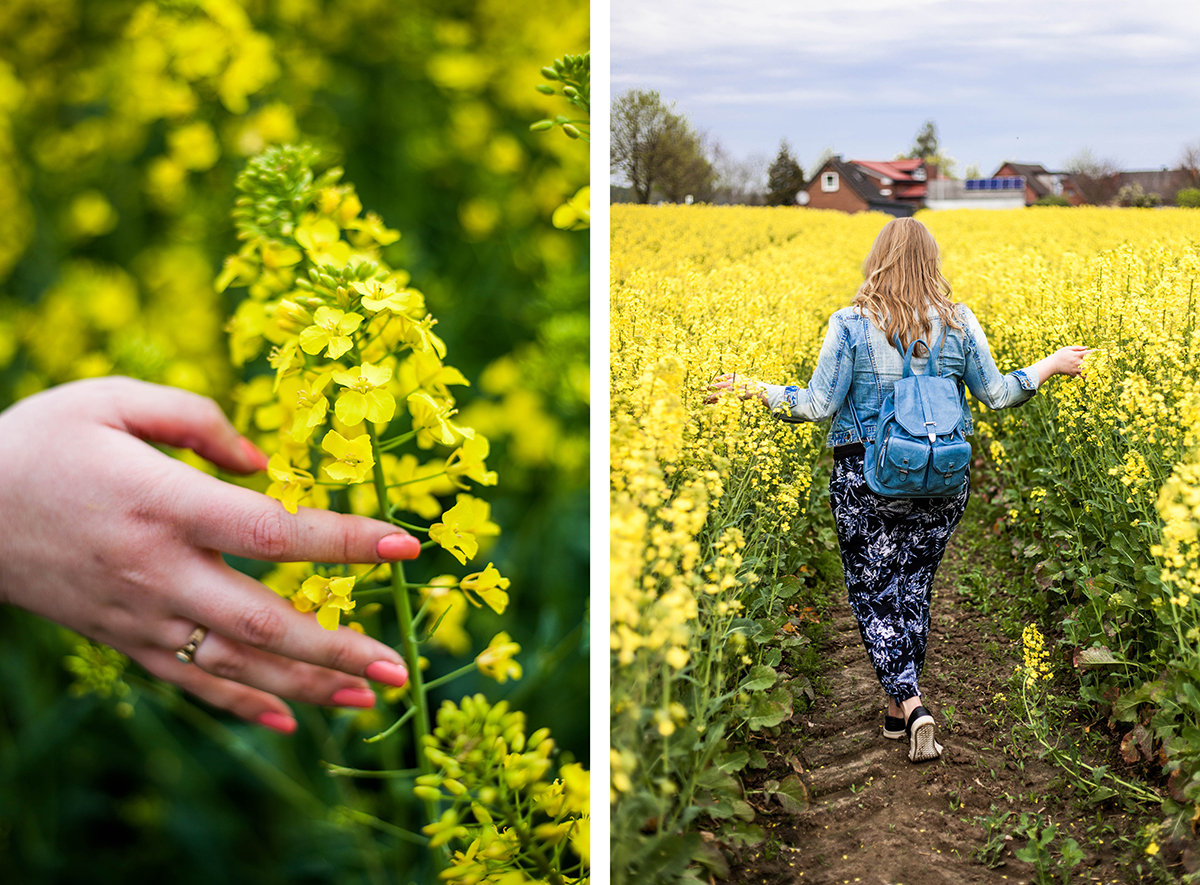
320 430 375 484
476 632 522 683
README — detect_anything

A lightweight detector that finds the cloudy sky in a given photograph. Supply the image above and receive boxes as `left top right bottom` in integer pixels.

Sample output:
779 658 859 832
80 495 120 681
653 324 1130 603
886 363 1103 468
610 0 1200 180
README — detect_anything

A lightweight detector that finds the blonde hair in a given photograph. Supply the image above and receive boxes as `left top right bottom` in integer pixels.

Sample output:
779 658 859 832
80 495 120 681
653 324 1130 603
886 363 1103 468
852 217 961 353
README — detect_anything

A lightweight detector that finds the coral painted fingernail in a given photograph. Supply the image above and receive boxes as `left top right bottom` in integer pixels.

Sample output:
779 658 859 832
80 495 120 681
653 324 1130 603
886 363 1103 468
256 711 297 734
377 533 420 560
330 687 377 708
239 437 270 471
365 660 409 687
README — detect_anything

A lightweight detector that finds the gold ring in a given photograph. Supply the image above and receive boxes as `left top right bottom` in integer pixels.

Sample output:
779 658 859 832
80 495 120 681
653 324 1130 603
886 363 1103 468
175 626 209 664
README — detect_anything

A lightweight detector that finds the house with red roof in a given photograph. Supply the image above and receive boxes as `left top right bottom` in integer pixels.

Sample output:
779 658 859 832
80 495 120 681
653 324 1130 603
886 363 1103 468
799 156 937 215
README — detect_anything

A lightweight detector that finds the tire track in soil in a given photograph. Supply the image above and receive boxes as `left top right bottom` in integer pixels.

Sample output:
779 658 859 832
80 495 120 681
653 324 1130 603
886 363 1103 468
726 522 1130 885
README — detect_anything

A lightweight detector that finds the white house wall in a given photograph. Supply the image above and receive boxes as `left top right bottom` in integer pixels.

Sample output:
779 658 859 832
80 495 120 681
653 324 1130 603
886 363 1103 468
924 196 1026 211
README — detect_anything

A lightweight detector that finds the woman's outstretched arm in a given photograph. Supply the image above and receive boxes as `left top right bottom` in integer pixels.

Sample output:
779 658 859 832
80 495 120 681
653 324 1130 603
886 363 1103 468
0 377 421 733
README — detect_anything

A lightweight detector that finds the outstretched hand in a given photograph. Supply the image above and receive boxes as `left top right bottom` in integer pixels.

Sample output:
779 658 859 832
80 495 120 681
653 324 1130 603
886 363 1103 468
706 373 767 406
1052 345 1092 378
0 377 421 734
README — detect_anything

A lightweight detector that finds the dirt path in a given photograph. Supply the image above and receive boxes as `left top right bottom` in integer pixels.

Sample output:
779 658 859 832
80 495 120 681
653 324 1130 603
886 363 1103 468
726 516 1143 885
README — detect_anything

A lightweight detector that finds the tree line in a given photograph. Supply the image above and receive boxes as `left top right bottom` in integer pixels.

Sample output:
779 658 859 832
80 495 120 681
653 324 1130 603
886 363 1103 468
612 88 1200 208
610 90 804 206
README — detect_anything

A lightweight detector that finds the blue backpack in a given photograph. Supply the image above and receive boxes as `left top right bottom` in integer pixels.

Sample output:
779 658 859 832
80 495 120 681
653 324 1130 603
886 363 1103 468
849 334 971 497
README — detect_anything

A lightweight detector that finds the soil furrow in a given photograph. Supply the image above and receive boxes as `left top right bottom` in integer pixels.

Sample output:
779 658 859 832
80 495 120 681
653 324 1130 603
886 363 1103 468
725 515 1140 885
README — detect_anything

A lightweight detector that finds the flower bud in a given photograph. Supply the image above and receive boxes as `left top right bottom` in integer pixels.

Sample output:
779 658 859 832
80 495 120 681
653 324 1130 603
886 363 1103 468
529 120 554 132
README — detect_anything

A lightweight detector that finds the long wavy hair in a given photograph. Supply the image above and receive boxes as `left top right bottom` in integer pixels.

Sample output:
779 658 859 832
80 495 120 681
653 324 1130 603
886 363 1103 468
852 217 961 354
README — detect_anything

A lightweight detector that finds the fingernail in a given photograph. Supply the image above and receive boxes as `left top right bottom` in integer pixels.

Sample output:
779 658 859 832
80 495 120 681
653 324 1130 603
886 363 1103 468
239 437 270 471
330 687 377 708
377 533 420 560
366 660 408 687
256 711 297 734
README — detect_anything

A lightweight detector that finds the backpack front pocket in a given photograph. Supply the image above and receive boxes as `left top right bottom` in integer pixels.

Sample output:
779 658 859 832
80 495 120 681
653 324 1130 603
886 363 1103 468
930 440 971 489
879 432 931 493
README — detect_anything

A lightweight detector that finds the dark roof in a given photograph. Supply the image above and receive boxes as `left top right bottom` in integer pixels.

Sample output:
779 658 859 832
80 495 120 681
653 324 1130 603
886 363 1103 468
1114 169 1190 200
994 162 1052 198
807 157 884 204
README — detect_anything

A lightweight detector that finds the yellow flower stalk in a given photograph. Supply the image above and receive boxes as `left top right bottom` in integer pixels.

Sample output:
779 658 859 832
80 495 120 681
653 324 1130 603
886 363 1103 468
475 632 522 683
291 371 333 442
320 430 375 484
429 495 500 564
299 306 363 360
408 390 474 447
460 563 510 613
333 361 396 426
446 434 498 488
293 575 357 630
265 453 314 514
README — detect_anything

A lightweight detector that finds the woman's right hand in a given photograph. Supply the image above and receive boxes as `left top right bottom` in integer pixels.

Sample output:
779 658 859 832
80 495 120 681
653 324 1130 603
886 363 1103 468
1051 345 1092 378
705 373 767 406
0 377 420 734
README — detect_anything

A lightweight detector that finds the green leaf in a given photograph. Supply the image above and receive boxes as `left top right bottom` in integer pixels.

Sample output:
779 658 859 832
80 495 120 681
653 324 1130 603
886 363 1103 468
1074 646 1120 667
740 665 778 692
775 575 801 598
690 840 729 878
717 750 749 773
775 774 810 813
721 821 764 847
746 686 793 730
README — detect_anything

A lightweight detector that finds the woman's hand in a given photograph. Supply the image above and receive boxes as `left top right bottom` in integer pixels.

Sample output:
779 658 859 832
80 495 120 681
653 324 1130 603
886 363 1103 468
0 377 420 734
706 373 768 406
1029 346 1092 385
1051 345 1092 377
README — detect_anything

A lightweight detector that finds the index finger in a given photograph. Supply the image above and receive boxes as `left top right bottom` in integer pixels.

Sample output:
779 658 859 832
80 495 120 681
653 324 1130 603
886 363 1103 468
174 467 420 563
177 559 410 685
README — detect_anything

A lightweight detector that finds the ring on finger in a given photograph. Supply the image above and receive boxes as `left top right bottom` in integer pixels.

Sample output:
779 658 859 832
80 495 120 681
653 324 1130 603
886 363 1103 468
176 626 210 664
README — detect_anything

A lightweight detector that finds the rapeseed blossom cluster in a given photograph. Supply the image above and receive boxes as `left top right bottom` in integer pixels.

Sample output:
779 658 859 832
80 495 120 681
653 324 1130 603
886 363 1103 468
611 204 1200 869
1020 624 1053 689
225 146 586 881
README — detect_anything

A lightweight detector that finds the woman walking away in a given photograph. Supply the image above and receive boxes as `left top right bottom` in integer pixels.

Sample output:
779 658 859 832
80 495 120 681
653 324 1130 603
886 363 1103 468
709 217 1088 763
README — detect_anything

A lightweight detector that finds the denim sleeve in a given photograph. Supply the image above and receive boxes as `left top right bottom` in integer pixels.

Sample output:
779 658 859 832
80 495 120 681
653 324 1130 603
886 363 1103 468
761 315 854 422
960 305 1039 410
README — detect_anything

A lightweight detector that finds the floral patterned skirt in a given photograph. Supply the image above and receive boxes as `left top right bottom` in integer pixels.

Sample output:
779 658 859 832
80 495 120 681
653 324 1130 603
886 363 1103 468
828 453 969 704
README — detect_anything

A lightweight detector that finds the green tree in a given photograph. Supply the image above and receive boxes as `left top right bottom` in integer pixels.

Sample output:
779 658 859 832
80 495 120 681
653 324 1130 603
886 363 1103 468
611 89 711 203
902 119 957 178
765 140 804 206
909 119 940 158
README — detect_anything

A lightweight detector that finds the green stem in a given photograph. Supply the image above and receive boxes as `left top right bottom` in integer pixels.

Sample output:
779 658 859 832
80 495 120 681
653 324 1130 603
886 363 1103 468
422 663 476 691
368 427 443 871
364 705 418 744
322 763 422 779
340 807 429 846
388 471 448 488
378 431 418 453
128 675 324 816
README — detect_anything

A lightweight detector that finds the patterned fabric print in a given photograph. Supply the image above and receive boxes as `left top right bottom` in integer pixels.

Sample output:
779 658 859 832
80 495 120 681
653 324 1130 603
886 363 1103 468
829 453 969 704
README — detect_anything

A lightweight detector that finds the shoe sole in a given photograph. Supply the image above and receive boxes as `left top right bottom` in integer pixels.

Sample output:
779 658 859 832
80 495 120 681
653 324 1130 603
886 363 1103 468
883 725 905 740
908 715 942 762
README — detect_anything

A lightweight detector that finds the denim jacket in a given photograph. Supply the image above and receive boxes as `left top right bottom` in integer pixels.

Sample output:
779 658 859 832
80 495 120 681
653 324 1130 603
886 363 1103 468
761 304 1039 447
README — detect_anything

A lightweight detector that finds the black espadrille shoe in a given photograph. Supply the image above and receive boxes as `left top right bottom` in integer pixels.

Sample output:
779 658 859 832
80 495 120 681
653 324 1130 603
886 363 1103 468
906 706 943 763
883 713 906 740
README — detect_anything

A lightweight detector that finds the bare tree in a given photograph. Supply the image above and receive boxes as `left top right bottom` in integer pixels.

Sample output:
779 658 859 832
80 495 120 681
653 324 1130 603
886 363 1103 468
1180 139 1200 188
710 142 767 205
611 89 712 203
1064 148 1121 205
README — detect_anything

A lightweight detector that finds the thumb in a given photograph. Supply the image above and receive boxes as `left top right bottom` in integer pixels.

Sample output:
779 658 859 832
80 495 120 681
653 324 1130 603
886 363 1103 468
104 377 268 474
